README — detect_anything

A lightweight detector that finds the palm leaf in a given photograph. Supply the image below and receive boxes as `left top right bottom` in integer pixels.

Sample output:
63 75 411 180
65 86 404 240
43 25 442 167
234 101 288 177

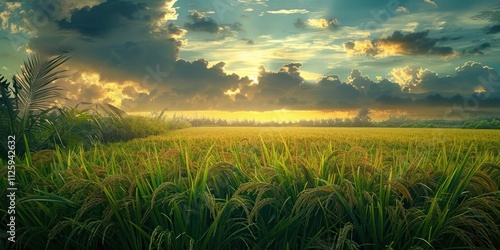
15 52 69 115
0 75 18 131
0 51 70 157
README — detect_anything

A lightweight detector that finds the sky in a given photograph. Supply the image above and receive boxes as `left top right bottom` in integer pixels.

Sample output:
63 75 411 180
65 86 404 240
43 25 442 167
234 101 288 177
0 0 499 121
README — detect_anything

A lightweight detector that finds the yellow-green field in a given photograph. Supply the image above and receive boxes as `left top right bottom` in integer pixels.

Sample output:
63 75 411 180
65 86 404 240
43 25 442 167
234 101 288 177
2 127 500 249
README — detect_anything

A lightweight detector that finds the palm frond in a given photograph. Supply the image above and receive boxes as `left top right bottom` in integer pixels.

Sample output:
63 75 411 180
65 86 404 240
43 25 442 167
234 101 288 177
0 76 18 133
0 51 70 158
15 52 69 114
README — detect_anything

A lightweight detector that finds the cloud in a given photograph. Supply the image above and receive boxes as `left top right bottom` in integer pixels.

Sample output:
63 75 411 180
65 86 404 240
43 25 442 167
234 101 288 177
294 18 340 30
53 71 148 108
57 0 147 37
120 60 499 111
472 7 500 34
472 8 500 23
485 25 500 34
119 58 254 111
390 61 499 95
0 1 24 33
25 0 183 83
184 10 241 39
185 10 220 33
347 69 401 97
403 22 419 32
424 0 437 7
166 59 247 98
308 75 360 106
343 30 455 57
241 38 254 45
232 63 307 109
396 6 409 13
0 10 9 30
266 9 309 15
348 69 374 90
343 40 377 56
255 63 304 94
461 42 491 55
166 22 187 38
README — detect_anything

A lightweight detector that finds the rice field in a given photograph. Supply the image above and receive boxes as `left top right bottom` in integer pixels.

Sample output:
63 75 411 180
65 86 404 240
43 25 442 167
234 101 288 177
2 127 500 249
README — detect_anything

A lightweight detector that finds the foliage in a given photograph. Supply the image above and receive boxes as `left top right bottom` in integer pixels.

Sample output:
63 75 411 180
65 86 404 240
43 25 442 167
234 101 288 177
98 114 191 143
0 52 70 158
1 128 499 249
183 113 500 129
463 117 500 129
0 51 190 161
354 107 372 126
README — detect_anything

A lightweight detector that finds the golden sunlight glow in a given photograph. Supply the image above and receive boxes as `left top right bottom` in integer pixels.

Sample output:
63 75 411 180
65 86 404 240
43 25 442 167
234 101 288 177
307 18 339 29
251 76 259 85
376 42 404 56
132 110 347 122
130 109 407 122
239 52 255 62
78 72 148 107
474 87 486 94
390 66 415 87
224 88 241 101
344 40 375 56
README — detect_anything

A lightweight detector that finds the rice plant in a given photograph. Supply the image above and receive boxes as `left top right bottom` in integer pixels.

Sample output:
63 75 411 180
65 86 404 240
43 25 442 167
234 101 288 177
1 127 499 249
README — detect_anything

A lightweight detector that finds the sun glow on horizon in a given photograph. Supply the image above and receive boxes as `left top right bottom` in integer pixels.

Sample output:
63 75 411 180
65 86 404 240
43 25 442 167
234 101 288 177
128 108 416 123
130 110 351 123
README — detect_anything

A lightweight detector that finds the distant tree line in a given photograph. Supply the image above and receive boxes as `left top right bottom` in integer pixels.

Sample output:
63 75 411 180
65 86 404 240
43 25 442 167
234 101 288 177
181 108 500 129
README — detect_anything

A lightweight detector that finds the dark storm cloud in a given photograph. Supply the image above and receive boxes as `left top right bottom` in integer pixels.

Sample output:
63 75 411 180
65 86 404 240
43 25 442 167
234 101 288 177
234 63 308 110
166 59 249 98
373 94 464 108
236 62 486 111
130 60 499 111
30 34 180 83
184 10 241 38
277 97 306 106
455 61 499 86
462 42 491 55
374 95 414 107
262 68 398 110
306 75 360 105
299 61 499 110
344 30 455 57
485 25 500 34
423 94 464 106
185 10 220 33
300 70 401 109
473 7 500 34
57 0 147 37
25 0 184 83
167 23 187 37
348 69 374 90
253 63 304 96
370 79 403 97
391 61 499 95
347 69 401 97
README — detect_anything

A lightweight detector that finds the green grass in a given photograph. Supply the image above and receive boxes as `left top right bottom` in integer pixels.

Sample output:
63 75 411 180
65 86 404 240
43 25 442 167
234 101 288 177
1 127 500 249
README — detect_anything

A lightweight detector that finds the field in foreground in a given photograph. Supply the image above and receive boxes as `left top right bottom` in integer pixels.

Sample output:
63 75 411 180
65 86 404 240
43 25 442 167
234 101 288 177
1 127 500 249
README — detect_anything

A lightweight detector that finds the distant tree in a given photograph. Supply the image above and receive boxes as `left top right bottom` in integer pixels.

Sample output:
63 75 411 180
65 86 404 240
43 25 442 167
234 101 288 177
354 107 372 126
